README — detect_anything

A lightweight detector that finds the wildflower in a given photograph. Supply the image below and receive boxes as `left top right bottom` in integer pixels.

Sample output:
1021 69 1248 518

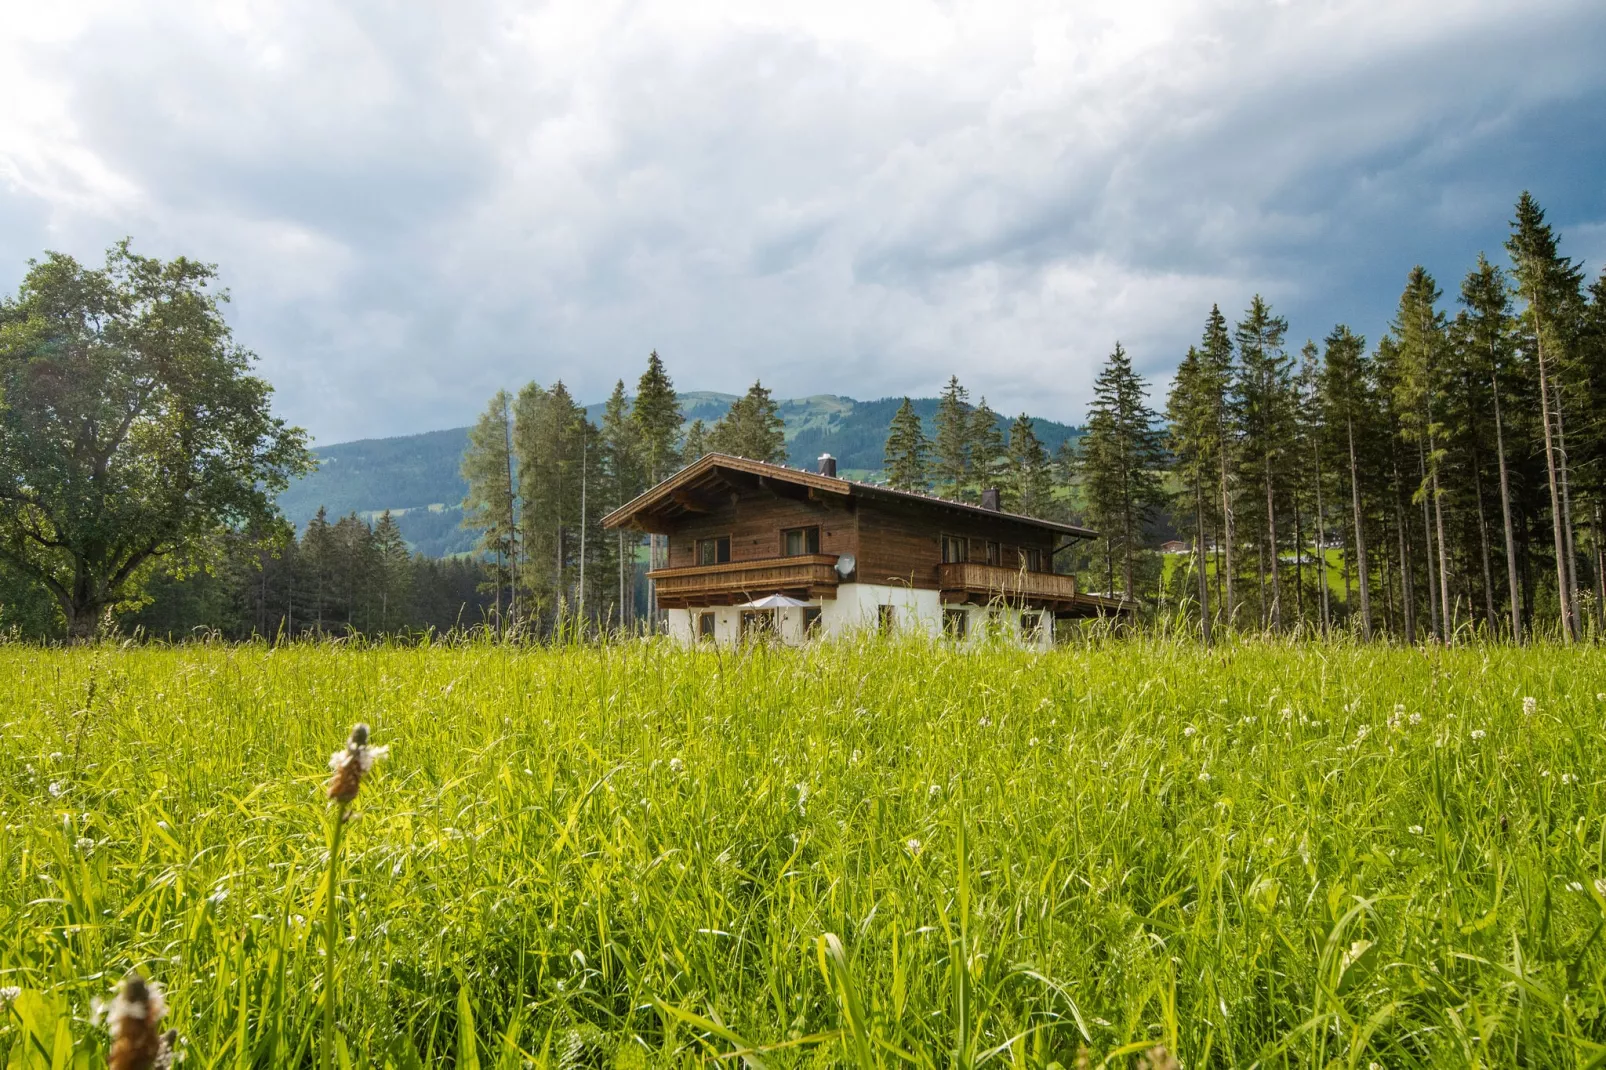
850 749 862 763
1562 773 1578 785
1522 696 1537 717
1409 712 1422 725
326 723 387 805
97 972 168 1070
1197 770 1211 782
1568 881 1585 892
1409 825 1423 835
977 716 992 728
0 985 19 1005
1541 770 1551 778
1387 707 1402 730
668 757 684 775
928 783 941 798
1354 724 1370 742
75 836 95 854
1470 729 1486 742
1027 737 1040 747
1183 726 1197 738
905 838 922 856
48 782 65 798
48 751 64 762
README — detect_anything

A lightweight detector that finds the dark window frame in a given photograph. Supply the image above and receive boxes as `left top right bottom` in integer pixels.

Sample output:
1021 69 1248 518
781 525 821 557
941 534 968 564
943 607 969 640
697 611 717 640
697 535 732 566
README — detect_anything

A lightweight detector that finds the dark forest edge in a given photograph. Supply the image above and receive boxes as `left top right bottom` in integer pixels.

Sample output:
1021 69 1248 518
2 190 1603 643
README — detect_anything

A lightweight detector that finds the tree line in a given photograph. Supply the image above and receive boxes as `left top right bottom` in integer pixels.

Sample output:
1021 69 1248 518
908 192 1605 642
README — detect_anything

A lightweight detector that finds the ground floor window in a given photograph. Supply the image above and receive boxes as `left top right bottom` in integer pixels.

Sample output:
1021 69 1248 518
697 611 716 640
877 604 896 633
803 606 823 635
741 609 776 640
943 607 968 639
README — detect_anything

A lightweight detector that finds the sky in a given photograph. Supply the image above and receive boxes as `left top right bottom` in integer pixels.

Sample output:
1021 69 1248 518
2 0 1604 446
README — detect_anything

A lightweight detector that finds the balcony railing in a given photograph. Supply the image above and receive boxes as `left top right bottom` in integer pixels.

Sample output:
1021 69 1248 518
649 554 840 606
936 562 1079 605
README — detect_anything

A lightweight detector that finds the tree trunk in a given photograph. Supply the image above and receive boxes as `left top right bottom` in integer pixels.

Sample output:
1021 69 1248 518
1417 444 1440 640
1265 466 1281 630
1219 450 1236 629
1195 481 1212 646
1313 439 1331 632
1555 379 1582 637
1534 322 1574 640
1430 455 1452 638
1393 455 1416 641
1346 416 1372 639
1469 438 1498 635
1491 369 1522 641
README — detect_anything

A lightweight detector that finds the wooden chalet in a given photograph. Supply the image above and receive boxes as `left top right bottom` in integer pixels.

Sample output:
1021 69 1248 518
601 452 1126 645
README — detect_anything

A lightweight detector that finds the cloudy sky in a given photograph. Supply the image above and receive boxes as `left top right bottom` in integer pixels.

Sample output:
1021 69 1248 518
3 0 1604 445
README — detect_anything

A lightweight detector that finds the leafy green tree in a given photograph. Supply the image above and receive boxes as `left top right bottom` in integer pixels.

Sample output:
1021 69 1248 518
883 397 930 491
1002 414 1053 517
0 243 311 637
461 389 519 628
932 376 971 498
707 380 786 463
1507 192 1586 639
1078 343 1166 601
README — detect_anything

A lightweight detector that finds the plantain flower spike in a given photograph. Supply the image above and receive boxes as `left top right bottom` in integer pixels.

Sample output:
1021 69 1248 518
327 722 387 804
100 972 168 1070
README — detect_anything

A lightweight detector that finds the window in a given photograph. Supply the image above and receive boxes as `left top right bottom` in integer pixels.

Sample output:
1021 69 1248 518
802 606 823 636
977 540 1000 565
782 526 820 556
741 609 776 641
1020 547 1044 572
697 536 731 565
941 534 968 564
1020 611 1043 636
877 604 897 634
697 611 717 640
943 607 969 640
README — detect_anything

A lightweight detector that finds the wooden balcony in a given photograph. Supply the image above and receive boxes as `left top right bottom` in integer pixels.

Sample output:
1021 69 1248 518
649 554 840 608
936 562 1080 608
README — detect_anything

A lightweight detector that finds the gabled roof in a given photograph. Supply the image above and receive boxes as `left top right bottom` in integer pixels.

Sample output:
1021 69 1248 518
601 452 1097 539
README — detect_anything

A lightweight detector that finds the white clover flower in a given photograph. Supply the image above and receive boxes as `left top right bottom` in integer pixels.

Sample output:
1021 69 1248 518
1409 825 1424 835
1197 771 1211 782
1470 729 1487 742
977 716 992 728
1541 770 1551 778
1562 773 1578 785
905 838 922 856
74 837 95 854
1409 712 1422 725
668 757 684 775
48 782 64 798
48 751 64 762
850 749 862 764
1183 726 1197 738
0 985 19 1005
1027 737 1040 748
928 783 941 798
1522 696 1537 717
1354 724 1370 742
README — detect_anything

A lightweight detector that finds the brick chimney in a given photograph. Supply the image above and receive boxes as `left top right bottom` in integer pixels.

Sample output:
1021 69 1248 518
980 487 1001 511
818 453 837 477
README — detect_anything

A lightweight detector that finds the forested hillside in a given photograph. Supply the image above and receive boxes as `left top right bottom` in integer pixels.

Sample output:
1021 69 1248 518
279 391 1081 556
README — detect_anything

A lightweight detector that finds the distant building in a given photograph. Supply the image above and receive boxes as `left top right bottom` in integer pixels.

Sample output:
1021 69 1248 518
1160 539 1190 555
602 452 1129 646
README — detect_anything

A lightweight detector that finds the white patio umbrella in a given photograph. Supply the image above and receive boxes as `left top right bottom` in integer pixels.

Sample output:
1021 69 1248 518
735 594 812 609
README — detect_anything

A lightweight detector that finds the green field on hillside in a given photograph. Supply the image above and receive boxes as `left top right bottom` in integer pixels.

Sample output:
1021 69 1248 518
4 639 1605 1067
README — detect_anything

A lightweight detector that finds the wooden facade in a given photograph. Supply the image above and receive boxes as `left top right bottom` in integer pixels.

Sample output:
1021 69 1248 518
602 453 1126 617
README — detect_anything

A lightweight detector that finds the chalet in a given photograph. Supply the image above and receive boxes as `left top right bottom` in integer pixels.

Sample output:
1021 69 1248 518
601 452 1126 645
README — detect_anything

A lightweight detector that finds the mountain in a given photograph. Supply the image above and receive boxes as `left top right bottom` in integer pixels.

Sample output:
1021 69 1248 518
277 392 1083 557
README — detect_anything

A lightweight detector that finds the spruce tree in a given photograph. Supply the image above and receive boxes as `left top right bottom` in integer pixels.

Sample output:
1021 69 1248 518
1166 344 1215 641
1507 192 1586 639
1003 414 1053 516
372 510 411 631
682 419 709 463
883 397 930 491
600 379 641 629
1390 266 1452 637
1319 325 1373 637
706 380 786 463
1233 295 1293 629
932 376 971 498
460 389 519 629
1078 343 1166 601
1199 305 1238 625
968 398 1006 499
631 351 681 606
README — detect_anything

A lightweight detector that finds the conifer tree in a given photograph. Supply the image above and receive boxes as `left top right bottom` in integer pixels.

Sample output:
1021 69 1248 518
967 398 1005 499
707 380 786 463
1003 414 1053 516
372 510 411 631
883 398 930 491
1233 296 1293 628
1295 341 1331 631
1198 305 1238 625
631 351 681 610
600 379 641 629
682 419 709 463
1319 325 1373 637
1078 343 1166 601
461 389 518 629
1165 344 1216 641
1507 192 1586 639
1390 266 1452 637
932 376 971 498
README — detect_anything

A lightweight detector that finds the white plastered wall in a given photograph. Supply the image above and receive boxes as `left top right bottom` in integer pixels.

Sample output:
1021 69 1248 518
667 588 1051 648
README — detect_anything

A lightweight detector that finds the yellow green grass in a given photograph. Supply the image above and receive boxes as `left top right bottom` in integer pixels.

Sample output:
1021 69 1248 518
3 638 1606 1066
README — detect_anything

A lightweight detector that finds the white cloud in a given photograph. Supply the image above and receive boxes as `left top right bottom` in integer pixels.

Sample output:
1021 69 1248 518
1 0 1603 443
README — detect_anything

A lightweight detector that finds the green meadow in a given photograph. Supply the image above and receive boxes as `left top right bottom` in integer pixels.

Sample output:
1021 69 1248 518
3 638 1606 1067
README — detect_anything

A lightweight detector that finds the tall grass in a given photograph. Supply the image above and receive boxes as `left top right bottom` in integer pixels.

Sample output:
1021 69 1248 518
2 635 1605 1066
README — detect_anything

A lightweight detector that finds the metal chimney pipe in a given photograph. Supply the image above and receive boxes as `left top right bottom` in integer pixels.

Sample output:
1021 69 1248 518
818 453 837 477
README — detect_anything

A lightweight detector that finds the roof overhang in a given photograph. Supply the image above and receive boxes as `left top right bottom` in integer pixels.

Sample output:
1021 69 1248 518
601 452 1097 540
